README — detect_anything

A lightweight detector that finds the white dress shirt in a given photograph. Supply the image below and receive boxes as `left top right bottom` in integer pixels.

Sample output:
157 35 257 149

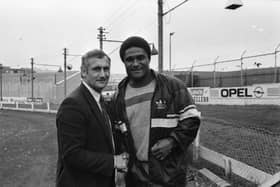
82 80 102 111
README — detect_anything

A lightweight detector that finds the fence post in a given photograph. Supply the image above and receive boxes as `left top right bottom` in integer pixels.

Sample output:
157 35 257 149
240 50 247 86
274 44 280 83
31 102 34 111
213 56 219 88
47 102 50 112
224 157 232 180
191 60 196 87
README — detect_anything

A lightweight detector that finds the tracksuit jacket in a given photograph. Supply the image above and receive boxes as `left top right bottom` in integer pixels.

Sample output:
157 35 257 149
109 70 201 186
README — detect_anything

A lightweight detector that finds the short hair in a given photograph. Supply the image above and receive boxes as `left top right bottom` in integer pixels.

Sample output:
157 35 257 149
81 49 111 78
119 36 151 62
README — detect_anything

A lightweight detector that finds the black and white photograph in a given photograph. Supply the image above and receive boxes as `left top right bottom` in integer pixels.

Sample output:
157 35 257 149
0 0 279 186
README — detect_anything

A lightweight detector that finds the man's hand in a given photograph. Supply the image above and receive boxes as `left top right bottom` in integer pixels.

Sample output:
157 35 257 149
114 152 129 172
151 138 175 160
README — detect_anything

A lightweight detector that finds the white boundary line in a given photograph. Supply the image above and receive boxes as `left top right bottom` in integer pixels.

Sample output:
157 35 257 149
198 168 231 187
259 171 280 187
0 102 57 114
199 145 273 185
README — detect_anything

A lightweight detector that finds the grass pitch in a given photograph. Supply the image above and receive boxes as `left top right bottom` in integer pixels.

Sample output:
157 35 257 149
197 104 280 175
0 104 279 186
0 110 57 187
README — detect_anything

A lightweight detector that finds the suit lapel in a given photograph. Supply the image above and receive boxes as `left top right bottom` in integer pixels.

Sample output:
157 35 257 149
80 84 114 152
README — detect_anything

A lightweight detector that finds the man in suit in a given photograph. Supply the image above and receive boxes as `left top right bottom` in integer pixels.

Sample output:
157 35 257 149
56 49 128 187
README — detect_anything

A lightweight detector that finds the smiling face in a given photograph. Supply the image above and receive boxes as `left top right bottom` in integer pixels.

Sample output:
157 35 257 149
123 47 150 82
81 56 110 93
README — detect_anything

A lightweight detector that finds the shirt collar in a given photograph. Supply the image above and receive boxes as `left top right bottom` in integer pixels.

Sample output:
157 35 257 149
82 80 101 104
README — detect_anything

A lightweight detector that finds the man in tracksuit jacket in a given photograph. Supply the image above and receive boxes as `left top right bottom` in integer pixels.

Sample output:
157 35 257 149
109 36 201 187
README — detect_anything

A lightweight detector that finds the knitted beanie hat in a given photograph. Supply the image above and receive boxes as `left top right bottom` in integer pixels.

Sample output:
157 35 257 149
119 36 151 62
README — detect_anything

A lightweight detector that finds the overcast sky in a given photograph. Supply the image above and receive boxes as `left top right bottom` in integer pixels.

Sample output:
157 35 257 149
0 0 280 74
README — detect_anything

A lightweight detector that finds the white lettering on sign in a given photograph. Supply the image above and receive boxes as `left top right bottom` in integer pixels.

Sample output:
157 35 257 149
188 87 210 98
190 89 204 96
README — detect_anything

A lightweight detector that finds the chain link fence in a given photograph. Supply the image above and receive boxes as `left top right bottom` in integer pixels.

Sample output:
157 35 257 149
172 46 280 88
197 104 280 178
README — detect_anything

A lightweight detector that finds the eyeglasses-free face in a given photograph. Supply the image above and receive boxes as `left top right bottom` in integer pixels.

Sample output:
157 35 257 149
124 54 146 64
123 47 150 82
82 57 110 93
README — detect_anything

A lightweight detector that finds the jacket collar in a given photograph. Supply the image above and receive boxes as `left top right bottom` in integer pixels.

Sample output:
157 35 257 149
82 80 101 110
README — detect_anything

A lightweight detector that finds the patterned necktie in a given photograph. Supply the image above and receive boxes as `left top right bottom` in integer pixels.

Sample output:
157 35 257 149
100 97 110 128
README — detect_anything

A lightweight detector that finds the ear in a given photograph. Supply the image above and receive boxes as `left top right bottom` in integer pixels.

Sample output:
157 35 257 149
80 67 87 78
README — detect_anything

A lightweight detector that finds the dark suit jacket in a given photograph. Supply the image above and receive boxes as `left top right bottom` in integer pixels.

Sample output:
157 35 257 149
56 84 115 187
